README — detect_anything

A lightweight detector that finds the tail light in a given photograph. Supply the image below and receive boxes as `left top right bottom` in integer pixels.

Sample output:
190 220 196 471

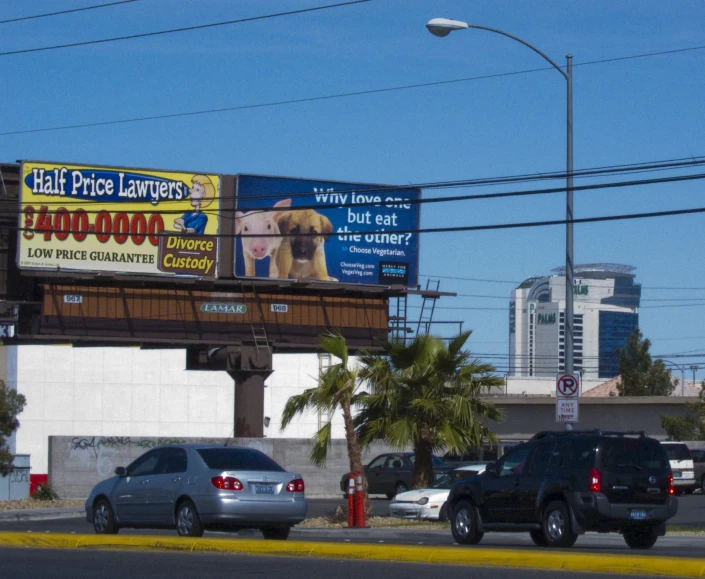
211 476 243 491
286 478 305 493
589 468 602 493
668 473 675 495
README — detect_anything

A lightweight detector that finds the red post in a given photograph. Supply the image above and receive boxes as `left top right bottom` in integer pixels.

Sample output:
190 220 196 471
355 471 366 528
347 472 355 527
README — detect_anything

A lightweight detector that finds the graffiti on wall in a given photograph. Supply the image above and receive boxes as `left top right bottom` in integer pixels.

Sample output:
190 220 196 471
70 436 186 456
69 436 187 479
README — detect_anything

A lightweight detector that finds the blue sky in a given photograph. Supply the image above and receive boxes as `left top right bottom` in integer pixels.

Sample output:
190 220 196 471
1 0 704 378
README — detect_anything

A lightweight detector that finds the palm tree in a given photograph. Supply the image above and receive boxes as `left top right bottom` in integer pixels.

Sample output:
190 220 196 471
281 331 367 489
356 331 503 489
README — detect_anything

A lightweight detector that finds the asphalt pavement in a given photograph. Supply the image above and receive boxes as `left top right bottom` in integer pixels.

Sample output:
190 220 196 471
0 548 675 579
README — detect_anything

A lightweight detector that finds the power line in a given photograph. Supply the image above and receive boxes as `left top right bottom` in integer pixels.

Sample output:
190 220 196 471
422 274 705 292
7 164 705 214
1 42 703 134
0 1 141 24
7 203 705 241
0 0 373 57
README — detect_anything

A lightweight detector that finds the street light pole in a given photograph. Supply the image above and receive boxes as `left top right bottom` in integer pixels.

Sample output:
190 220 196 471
426 18 575 376
659 359 686 396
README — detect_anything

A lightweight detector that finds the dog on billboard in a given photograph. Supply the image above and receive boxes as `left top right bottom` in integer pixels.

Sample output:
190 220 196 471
235 198 291 277
276 208 337 281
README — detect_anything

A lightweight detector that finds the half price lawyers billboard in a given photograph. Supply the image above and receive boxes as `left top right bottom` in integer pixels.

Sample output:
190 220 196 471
234 175 420 287
18 161 220 278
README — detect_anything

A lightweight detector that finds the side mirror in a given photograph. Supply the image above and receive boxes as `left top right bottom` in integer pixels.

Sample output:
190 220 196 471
114 466 126 476
485 463 498 475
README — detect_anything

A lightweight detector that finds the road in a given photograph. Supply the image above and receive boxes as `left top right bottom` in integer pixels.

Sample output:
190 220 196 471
0 548 679 579
323 493 705 526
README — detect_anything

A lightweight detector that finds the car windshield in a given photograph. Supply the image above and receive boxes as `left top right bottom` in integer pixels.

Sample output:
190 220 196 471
431 469 480 489
663 444 692 461
602 439 668 472
196 448 285 471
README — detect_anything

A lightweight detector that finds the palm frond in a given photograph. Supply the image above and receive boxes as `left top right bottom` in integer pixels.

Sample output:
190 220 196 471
310 420 333 468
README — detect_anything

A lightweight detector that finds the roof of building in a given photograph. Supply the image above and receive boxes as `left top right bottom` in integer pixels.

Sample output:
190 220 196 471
582 376 703 397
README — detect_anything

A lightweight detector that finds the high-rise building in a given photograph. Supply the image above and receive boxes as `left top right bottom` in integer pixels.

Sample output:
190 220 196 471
509 264 640 380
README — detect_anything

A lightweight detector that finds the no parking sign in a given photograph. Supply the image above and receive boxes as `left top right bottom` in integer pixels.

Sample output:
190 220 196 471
556 373 580 398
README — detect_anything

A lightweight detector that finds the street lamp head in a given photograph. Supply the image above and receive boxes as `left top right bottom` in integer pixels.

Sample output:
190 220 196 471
426 18 469 37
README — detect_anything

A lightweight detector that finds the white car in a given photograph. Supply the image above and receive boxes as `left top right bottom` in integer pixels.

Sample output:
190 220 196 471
661 441 696 493
388 464 486 521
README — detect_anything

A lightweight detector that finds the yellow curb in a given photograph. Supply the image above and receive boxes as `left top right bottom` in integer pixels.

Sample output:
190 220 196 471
0 532 704 577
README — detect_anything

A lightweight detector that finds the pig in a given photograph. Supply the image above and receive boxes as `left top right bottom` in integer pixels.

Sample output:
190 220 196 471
235 198 292 278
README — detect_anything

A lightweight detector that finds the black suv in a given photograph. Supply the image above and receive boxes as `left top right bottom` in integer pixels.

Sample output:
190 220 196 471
447 430 678 550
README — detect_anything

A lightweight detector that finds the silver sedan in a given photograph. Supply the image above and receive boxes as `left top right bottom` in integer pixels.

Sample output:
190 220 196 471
85 444 307 540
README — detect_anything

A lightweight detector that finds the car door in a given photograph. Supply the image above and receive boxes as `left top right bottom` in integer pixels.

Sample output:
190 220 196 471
148 447 188 524
113 448 165 523
516 441 554 523
480 446 533 524
365 455 389 494
378 455 407 495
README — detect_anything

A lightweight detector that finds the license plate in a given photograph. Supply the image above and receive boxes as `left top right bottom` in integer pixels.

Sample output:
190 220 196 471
254 484 275 494
630 510 646 520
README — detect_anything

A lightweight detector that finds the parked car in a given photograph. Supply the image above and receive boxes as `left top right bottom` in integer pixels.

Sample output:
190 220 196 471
660 442 696 494
339 452 450 499
447 429 678 550
389 464 486 521
85 444 307 540
691 448 705 493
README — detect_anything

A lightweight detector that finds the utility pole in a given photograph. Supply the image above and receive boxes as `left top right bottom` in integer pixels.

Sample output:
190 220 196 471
690 365 699 390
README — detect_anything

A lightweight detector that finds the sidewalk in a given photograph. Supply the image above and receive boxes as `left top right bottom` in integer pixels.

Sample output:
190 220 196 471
0 507 85 522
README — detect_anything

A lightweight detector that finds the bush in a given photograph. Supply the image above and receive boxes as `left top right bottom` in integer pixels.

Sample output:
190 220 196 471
32 483 60 501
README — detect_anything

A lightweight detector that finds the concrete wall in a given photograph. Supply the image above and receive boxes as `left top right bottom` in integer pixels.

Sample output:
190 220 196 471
489 396 694 440
49 435 400 499
505 376 605 396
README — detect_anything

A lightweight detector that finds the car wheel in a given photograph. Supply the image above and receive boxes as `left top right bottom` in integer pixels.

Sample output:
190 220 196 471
529 529 547 547
623 525 658 549
542 501 577 548
701 476 705 494
176 500 204 537
450 499 484 545
439 502 449 522
261 525 291 540
394 482 408 496
93 499 119 534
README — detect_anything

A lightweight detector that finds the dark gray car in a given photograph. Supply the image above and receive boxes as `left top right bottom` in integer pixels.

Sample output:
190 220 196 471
339 452 450 499
85 444 307 540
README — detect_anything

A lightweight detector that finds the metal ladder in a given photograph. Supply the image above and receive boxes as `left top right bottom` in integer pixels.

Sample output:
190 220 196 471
248 284 270 352
416 279 440 336
388 294 408 340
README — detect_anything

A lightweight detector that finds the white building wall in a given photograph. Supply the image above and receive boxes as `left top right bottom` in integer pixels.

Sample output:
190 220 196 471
10 345 236 476
9 346 349 476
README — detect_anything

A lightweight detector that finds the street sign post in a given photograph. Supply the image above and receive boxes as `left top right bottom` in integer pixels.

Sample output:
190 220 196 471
556 373 580 424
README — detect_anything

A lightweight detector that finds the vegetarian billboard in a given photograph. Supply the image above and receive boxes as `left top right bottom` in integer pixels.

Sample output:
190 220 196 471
234 174 420 287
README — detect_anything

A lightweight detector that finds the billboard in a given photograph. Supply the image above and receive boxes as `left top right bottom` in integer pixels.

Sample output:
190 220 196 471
234 175 420 287
18 162 220 277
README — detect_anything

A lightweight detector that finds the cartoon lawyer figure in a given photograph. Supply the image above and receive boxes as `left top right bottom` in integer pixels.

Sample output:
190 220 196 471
173 175 215 235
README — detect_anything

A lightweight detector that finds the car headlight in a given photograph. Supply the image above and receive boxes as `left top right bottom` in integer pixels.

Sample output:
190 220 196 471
416 497 429 505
